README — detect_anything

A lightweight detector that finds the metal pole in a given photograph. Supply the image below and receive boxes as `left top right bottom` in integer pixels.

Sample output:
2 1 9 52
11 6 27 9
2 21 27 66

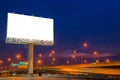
81 55 83 64
28 43 34 76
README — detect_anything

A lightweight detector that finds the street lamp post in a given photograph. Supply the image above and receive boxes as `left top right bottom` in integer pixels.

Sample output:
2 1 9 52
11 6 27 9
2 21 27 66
7 57 12 70
80 54 83 64
71 55 76 64
49 50 56 66
80 42 88 64
52 58 56 65
93 51 99 63
72 50 78 64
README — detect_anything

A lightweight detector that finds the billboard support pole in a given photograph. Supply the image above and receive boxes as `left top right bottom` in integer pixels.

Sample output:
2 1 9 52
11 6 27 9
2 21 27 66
28 43 34 76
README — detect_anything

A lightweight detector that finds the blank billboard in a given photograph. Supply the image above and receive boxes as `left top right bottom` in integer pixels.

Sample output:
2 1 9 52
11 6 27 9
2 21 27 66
6 13 54 46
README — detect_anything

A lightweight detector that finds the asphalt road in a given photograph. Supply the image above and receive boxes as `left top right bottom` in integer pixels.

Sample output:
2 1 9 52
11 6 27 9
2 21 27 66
0 77 84 80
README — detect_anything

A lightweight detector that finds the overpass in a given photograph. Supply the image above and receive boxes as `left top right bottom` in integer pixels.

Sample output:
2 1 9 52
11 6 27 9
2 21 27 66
41 61 120 75
0 61 119 77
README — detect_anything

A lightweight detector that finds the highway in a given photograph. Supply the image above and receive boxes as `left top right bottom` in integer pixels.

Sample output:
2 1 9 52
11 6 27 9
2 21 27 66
42 61 120 75
0 77 68 80
0 61 120 79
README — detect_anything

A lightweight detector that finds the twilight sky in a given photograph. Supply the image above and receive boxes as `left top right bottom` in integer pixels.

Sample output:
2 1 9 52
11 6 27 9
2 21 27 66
0 0 120 63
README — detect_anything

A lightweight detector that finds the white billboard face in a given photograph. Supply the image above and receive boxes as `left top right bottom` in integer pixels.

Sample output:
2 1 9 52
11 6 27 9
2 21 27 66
6 13 54 46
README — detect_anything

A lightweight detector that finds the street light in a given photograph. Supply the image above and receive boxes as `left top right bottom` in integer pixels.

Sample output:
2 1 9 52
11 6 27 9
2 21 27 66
105 59 110 62
72 50 77 59
49 50 55 57
37 60 42 64
73 50 77 54
7 57 11 62
0 60 3 64
72 55 75 59
84 60 87 63
80 42 88 64
7 58 12 70
16 54 21 59
51 50 55 55
66 60 70 64
51 61 54 65
52 58 56 62
39 54 42 57
49 50 55 66
93 51 98 55
26 62 29 65
49 53 52 57
52 58 56 65
93 51 99 62
36 60 42 68
71 54 78 64
83 42 88 47
96 60 99 63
